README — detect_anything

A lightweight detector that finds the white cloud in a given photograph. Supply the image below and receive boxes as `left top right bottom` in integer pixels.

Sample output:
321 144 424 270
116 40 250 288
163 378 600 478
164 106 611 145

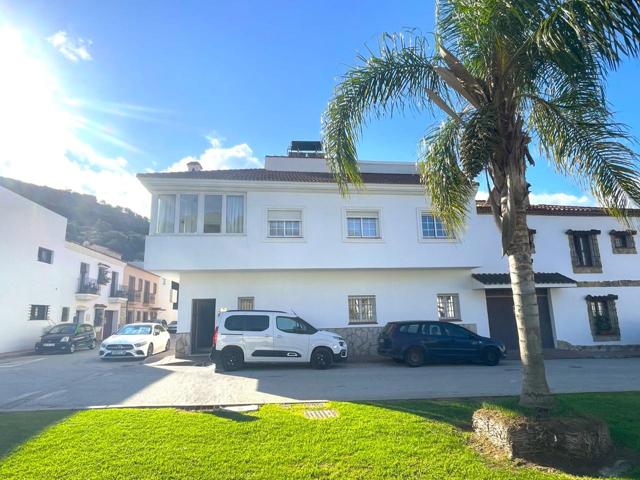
475 190 595 206
165 136 262 172
47 31 92 62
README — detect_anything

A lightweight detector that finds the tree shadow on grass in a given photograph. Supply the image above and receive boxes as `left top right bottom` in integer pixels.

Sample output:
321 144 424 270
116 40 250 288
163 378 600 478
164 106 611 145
200 410 259 423
0 410 74 459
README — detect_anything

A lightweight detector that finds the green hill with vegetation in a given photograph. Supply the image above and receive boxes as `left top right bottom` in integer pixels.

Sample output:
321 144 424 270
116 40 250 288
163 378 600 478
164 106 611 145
0 177 149 261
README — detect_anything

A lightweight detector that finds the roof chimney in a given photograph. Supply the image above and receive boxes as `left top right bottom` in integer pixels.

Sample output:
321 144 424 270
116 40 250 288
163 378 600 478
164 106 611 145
187 161 203 172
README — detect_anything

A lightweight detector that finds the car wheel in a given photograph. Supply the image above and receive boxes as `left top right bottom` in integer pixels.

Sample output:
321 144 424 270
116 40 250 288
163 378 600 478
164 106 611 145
220 348 244 371
147 343 154 357
68 343 76 354
310 347 333 370
482 348 500 366
404 347 424 367
165 339 170 352
89 340 96 350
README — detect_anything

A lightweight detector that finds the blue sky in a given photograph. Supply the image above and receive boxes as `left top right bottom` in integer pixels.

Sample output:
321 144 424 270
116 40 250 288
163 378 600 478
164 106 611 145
0 0 639 215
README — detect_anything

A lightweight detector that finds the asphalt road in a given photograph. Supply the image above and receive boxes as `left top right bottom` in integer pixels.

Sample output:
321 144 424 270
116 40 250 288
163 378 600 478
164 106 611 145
1 349 639 411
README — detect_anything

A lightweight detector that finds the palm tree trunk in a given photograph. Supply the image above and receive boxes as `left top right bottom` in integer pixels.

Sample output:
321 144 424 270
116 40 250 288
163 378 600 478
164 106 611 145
508 207 554 411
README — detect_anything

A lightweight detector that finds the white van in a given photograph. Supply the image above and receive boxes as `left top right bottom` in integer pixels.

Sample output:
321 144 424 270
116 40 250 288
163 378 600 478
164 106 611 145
210 310 348 371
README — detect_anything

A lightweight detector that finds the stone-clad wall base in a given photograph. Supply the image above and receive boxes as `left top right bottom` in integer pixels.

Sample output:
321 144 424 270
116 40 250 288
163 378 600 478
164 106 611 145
326 326 384 358
174 333 190 358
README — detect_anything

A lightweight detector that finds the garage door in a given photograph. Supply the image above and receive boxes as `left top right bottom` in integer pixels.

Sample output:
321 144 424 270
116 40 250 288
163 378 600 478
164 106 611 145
485 289 555 351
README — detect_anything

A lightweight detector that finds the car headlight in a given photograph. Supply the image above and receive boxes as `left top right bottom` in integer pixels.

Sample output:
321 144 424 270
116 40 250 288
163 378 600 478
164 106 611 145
134 341 148 347
60 336 70 342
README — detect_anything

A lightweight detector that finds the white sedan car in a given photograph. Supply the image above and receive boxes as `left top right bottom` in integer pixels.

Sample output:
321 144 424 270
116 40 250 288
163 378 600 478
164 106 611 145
100 323 171 359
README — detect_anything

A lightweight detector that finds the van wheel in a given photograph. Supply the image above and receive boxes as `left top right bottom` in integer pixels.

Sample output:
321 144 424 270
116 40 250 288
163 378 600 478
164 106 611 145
310 348 333 370
221 348 244 371
404 347 424 367
482 348 500 366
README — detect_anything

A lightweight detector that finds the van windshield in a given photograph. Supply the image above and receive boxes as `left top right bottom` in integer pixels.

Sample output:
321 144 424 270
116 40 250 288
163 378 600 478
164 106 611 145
47 324 76 334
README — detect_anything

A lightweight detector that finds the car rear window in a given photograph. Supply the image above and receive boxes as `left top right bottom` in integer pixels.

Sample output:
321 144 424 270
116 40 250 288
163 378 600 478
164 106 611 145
397 323 421 334
225 315 269 332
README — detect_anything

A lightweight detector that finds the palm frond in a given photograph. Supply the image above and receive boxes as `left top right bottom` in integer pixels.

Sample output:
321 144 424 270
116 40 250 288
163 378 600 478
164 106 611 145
530 95 640 219
417 118 475 232
321 34 444 193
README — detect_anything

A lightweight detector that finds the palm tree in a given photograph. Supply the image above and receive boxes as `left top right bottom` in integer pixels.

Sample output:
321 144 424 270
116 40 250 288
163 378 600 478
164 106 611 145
322 0 640 410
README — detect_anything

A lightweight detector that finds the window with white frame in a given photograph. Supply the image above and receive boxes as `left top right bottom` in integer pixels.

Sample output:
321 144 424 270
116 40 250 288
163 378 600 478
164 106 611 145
421 213 452 239
348 295 377 324
267 209 302 237
346 210 380 238
226 195 245 234
179 194 198 233
156 194 176 233
29 304 49 321
437 294 461 321
237 297 255 310
204 194 223 233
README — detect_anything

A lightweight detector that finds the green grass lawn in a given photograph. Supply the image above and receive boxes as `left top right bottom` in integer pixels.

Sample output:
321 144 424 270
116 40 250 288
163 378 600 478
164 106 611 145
0 393 638 479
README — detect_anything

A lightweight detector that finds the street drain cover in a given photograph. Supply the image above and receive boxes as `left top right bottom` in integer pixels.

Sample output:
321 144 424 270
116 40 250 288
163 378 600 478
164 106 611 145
304 409 338 419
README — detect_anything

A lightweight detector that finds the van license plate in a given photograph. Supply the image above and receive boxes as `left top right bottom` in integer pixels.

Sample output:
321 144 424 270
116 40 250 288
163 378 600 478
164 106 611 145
43 343 55 347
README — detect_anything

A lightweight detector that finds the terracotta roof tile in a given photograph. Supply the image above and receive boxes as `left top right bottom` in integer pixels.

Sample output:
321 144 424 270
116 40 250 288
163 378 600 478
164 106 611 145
472 272 576 285
475 200 640 217
137 168 422 185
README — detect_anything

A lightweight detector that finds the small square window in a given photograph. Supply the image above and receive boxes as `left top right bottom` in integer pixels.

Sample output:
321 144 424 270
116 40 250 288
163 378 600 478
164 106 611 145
586 295 620 341
437 294 461 321
348 295 377 324
610 230 637 254
238 297 255 310
29 305 49 320
421 214 451 239
346 211 380 239
37 247 53 264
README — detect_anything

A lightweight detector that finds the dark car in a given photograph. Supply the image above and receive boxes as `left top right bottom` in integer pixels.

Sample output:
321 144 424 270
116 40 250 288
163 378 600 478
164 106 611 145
35 323 97 354
377 321 506 367
167 321 177 334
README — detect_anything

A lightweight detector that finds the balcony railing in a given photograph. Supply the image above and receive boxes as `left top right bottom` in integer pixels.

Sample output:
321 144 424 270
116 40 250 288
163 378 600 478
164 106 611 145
127 290 141 302
77 277 100 295
109 285 128 298
143 292 156 305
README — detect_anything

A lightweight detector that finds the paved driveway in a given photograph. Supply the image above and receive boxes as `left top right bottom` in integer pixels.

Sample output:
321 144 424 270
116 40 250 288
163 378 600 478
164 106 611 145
1 350 639 411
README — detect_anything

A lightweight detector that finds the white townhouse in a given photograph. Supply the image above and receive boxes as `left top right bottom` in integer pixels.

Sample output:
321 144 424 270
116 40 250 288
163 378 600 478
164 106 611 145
138 141 640 357
0 186 176 354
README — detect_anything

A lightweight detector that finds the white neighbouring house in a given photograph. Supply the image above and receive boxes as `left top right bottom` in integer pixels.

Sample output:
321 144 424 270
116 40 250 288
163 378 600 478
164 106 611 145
138 141 640 358
0 186 177 354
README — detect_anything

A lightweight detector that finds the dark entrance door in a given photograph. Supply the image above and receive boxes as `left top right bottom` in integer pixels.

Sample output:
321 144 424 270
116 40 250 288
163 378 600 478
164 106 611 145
191 299 216 354
485 288 555 351
103 310 115 340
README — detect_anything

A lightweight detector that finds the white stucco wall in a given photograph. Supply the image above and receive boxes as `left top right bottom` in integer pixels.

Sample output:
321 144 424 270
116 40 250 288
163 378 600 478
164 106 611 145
0 187 71 353
176 268 490 336
144 188 486 271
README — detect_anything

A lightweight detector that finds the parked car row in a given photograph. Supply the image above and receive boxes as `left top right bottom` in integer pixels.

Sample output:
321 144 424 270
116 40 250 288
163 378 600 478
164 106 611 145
34 312 507 370
35 320 174 359
209 310 507 371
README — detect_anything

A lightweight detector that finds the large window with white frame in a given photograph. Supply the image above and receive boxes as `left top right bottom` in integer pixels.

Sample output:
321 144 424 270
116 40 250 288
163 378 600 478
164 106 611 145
437 294 461 321
267 209 302 238
203 194 223 233
226 195 245 234
156 195 176 234
348 295 377 324
179 194 198 233
421 212 453 239
155 193 245 234
346 210 380 239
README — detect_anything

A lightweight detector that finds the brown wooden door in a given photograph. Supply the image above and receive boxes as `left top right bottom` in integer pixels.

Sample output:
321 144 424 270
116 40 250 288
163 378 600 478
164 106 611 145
103 311 115 340
485 289 555 351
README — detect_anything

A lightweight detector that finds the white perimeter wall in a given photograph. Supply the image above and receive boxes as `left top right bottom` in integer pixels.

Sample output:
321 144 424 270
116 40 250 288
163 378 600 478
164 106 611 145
176 269 490 336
